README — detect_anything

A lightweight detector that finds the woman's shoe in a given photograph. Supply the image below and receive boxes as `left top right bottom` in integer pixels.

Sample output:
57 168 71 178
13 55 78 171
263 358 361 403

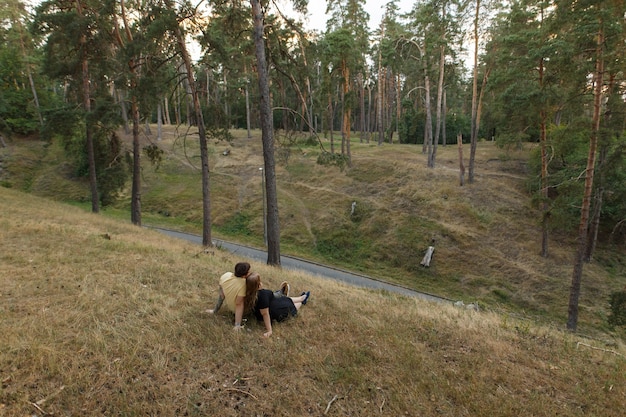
301 291 311 305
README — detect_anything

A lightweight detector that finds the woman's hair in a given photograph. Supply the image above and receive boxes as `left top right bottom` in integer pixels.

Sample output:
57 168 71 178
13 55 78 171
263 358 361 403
234 262 251 278
244 272 261 314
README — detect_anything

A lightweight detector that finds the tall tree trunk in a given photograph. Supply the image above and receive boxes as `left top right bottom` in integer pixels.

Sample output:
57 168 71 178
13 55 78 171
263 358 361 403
442 89 447 146
585 145 607 262
245 78 252 138
250 0 281 265
174 81 181 125
540 107 549 258
223 71 229 121
163 97 171 125
157 101 163 141
585 72 616 262
359 73 365 143
328 91 335 153
117 89 131 134
396 72 401 143
420 43 434 168
116 0 141 226
341 59 351 165
206 69 210 107
183 64 194 126
76 0 99 213
341 82 345 155
567 26 604 332
539 57 548 258
298 35 315 134
377 45 384 145
468 0 480 183
130 95 141 225
174 21 212 247
457 133 465 186
385 71 393 143
366 83 372 143
433 43 445 167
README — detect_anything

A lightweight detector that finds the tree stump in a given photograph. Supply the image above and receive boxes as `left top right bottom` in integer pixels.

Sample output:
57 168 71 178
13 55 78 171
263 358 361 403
420 246 435 267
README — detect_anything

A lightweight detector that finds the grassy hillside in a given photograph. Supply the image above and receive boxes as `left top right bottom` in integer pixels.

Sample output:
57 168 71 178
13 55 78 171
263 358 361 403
1 128 625 338
1 187 625 416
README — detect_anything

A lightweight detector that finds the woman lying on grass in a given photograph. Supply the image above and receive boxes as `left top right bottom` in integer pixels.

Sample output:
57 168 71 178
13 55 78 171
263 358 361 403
244 272 311 338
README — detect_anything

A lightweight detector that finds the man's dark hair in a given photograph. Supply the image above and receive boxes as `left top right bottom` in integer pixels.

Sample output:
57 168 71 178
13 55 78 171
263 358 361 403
234 262 251 277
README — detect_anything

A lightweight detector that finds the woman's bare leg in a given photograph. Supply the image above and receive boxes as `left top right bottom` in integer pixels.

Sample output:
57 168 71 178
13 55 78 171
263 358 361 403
290 291 310 311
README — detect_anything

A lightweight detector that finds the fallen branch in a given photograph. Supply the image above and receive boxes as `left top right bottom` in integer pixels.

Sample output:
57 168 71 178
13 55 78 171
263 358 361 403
30 402 48 415
576 342 624 358
35 385 65 406
224 388 257 400
324 394 339 415
232 376 254 385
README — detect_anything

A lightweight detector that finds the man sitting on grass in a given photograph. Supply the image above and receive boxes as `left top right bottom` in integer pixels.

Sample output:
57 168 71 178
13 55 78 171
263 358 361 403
206 262 251 330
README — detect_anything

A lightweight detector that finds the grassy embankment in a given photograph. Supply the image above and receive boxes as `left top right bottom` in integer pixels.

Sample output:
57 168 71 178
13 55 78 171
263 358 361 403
2 127 625 338
1 187 625 416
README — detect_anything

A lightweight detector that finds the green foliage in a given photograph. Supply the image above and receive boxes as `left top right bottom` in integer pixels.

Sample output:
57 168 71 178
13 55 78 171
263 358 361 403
597 138 626 237
41 102 127 206
98 132 127 206
527 124 588 231
399 98 471 145
144 144 164 171
218 212 252 236
608 290 626 327
399 105 425 145
527 121 626 242
316 151 348 170
203 103 233 135
0 45 39 135
313 222 369 264
496 131 530 151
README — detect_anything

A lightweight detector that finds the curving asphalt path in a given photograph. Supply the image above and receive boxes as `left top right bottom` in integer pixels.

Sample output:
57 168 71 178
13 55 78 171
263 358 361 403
152 227 450 304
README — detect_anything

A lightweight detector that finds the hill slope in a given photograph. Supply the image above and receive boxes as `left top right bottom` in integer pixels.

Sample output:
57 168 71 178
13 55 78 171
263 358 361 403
1 129 625 336
1 188 625 416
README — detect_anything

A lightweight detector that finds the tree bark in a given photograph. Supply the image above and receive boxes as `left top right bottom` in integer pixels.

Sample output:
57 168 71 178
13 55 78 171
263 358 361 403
377 34 385 145
250 0 281 265
116 0 141 226
442 89 447 146
585 145 607 262
422 45 434 168
567 27 604 332
328 90 335 153
157 102 163 141
468 0 480 183
174 20 212 247
539 57 548 258
76 0 99 213
340 59 351 165
433 43 445 167
117 89 131 134
457 133 465 186
396 72 401 143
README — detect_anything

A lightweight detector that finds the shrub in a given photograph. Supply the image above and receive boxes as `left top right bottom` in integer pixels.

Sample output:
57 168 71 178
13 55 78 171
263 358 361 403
608 290 626 327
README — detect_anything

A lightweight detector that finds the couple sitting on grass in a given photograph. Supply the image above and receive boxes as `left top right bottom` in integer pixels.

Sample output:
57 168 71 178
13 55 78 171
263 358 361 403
207 262 311 338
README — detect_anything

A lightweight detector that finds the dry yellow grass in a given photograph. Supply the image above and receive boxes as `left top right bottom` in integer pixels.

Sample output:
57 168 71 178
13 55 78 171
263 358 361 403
1 187 625 416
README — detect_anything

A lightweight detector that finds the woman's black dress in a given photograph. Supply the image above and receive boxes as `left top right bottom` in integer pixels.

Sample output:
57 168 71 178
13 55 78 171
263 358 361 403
253 289 297 322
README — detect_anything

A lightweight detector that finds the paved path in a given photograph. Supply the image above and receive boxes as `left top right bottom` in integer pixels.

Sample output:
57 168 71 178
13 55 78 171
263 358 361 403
153 227 450 304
